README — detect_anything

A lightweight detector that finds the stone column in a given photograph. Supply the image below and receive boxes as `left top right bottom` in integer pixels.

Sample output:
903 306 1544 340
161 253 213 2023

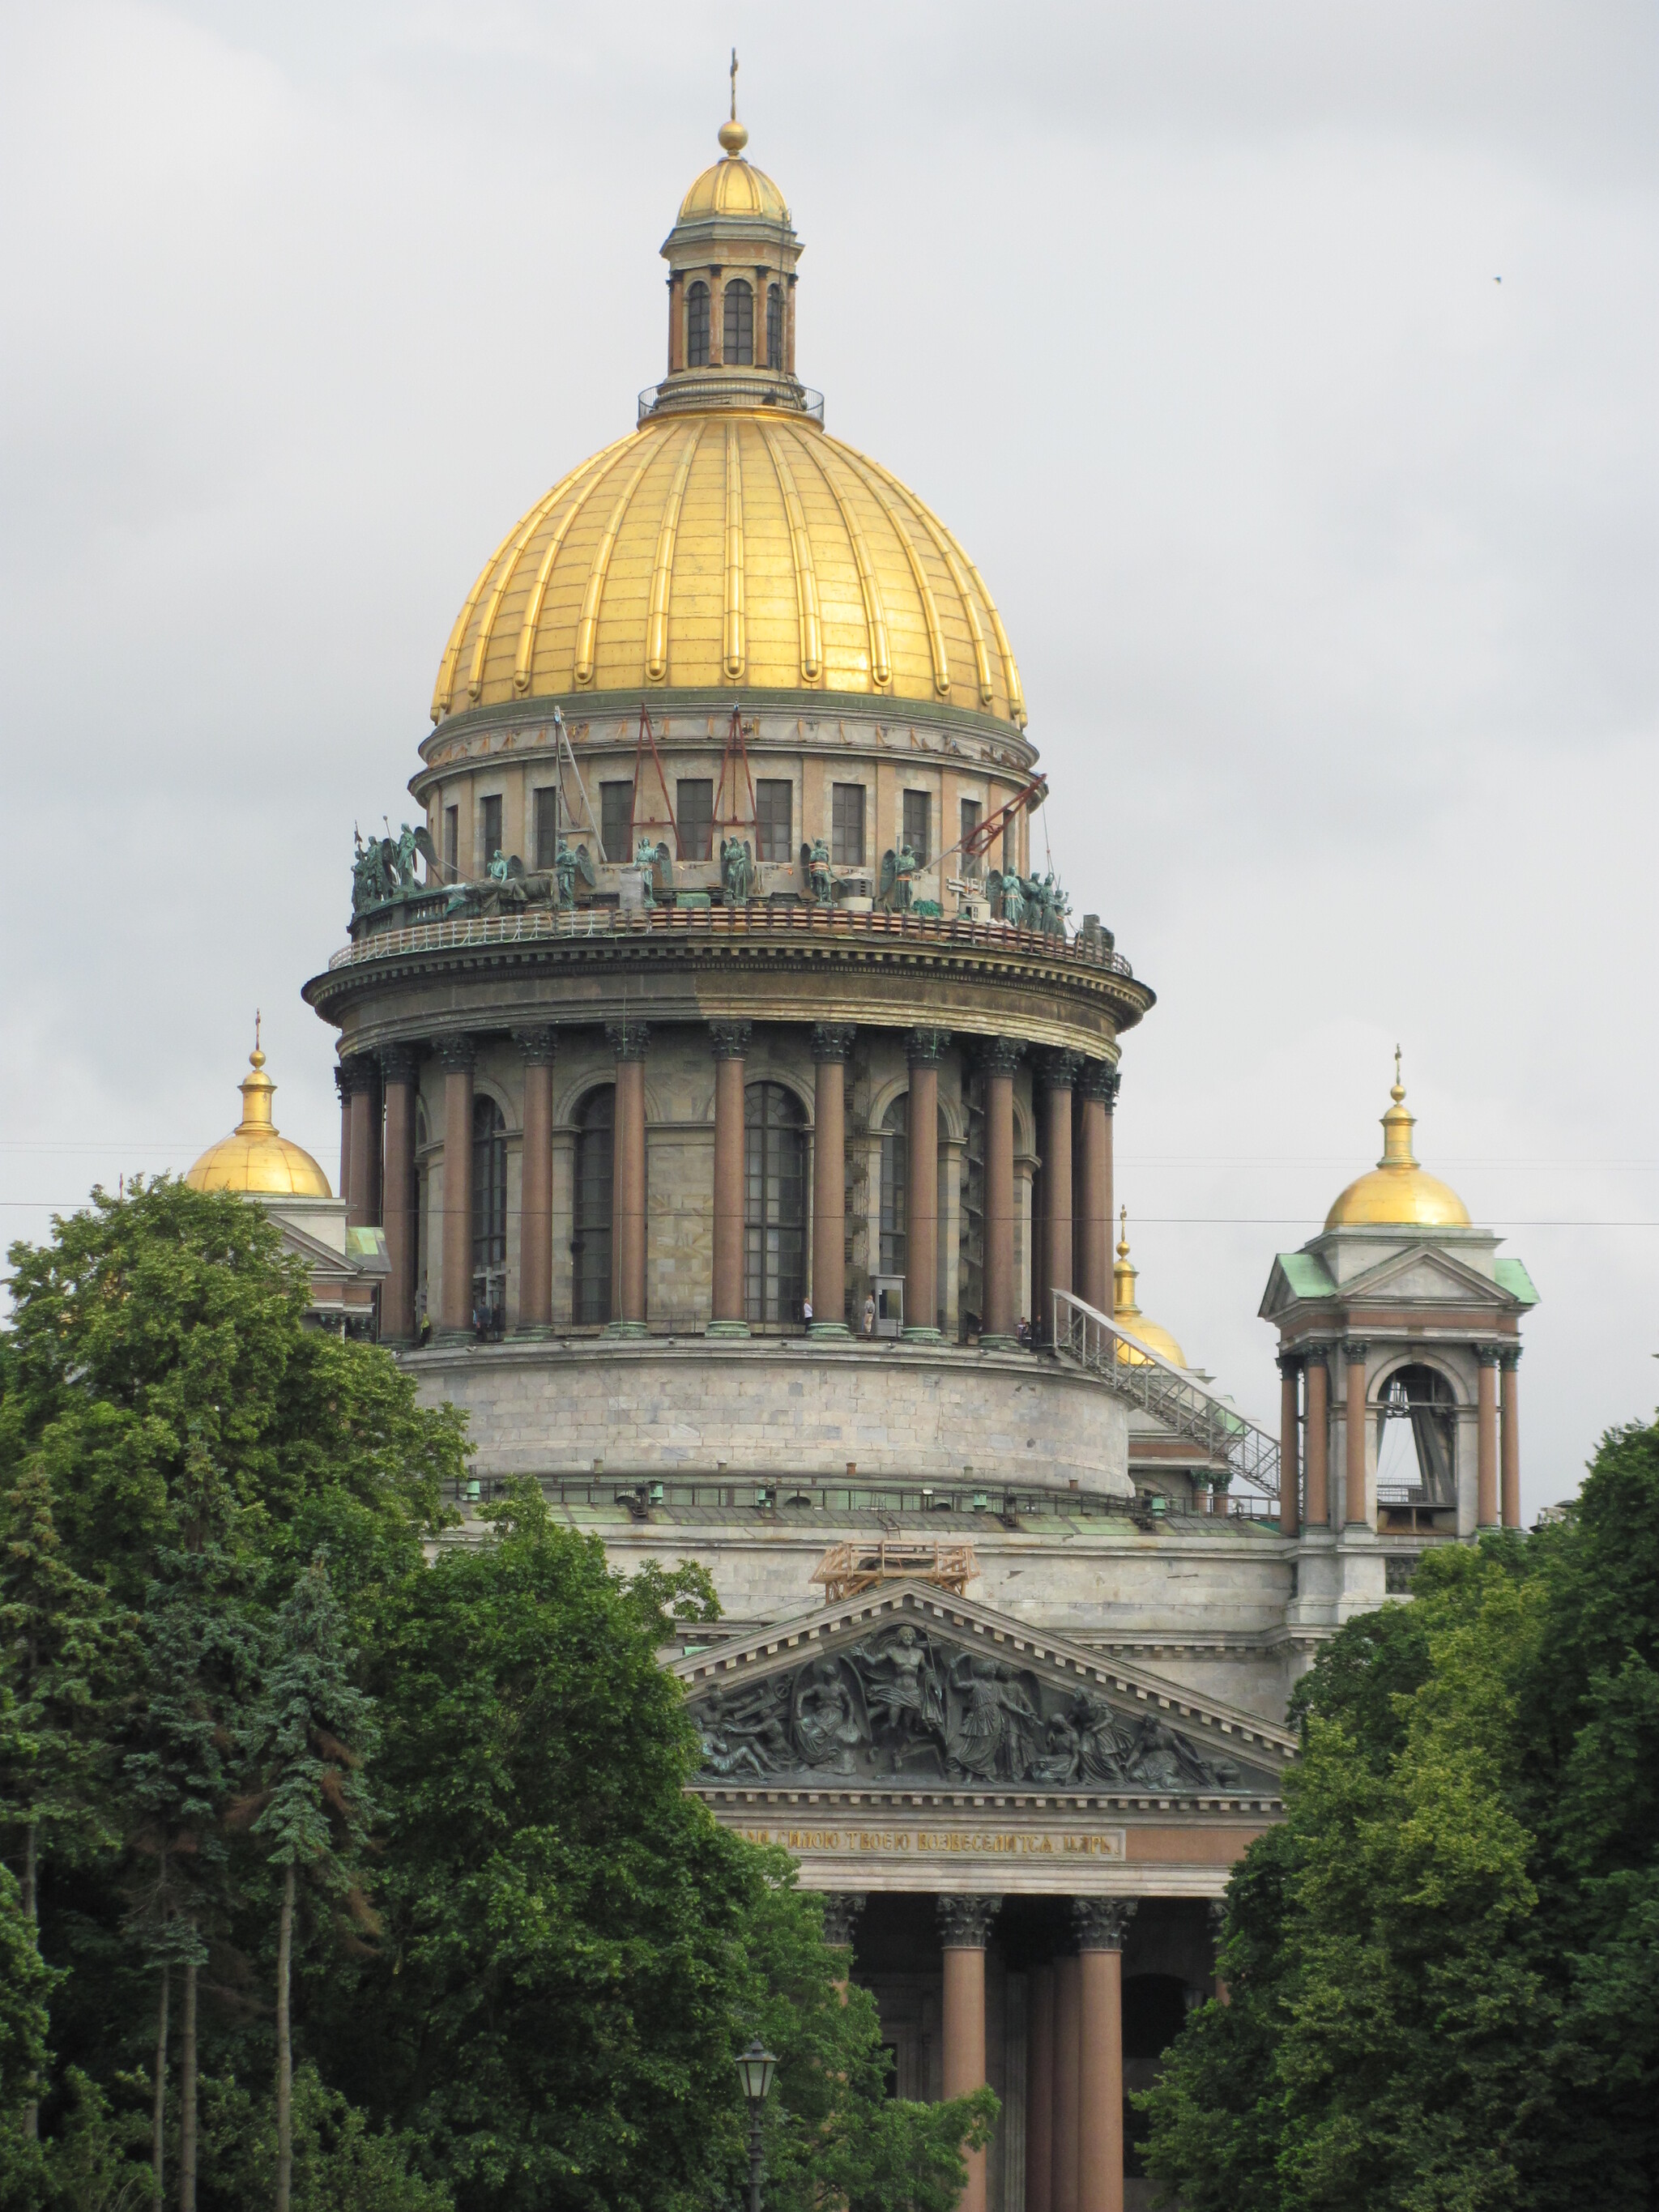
1052 1953 1081 2212
708 1021 753 1337
1500 1348 1523 1530
982 1039 1021 1348
380 1045 420 1342
905 1029 950 1340
1477 1346 1501 1528
938 1896 999 2212
1076 1063 1115 1313
514 1029 556 1334
607 1022 650 1336
1076 1900 1135 2212
811 1025 855 1335
1040 1054 1081 1334
435 1035 475 1337
1026 1962 1056 2212
1344 1341 1370 1528
344 1053 382 1231
335 1064 353 1213
1304 1349 1330 1528
821 1893 865 1995
1278 1355 1301 1537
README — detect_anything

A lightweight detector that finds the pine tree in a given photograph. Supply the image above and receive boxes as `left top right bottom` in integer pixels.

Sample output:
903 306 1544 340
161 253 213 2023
240 1554 377 2212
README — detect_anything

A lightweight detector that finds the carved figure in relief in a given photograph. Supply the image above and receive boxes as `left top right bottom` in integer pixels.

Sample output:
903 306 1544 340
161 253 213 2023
1124 1712 1232 1791
947 1655 1005 1779
1034 1692 1136 1786
851 1626 946 1771
697 1692 772 1778
791 1656 868 1774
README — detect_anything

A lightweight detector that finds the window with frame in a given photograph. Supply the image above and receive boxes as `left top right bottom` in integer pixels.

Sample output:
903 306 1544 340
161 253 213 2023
766 283 783 369
831 782 866 867
880 1096 907 1276
723 279 754 366
959 797 983 878
902 789 931 868
685 281 710 368
533 786 560 871
574 1089 614 1325
600 781 634 864
756 779 792 863
443 805 458 881
676 778 714 861
471 1097 507 1318
744 1082 806 1323
480 793 504 872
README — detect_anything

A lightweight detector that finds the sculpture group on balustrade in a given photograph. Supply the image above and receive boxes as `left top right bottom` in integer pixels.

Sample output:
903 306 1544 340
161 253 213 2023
691 1622 1249 1792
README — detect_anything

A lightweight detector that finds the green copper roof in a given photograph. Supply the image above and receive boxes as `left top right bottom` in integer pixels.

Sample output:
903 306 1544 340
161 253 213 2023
1494 1256 1539 1306
1276 1251 1337 1299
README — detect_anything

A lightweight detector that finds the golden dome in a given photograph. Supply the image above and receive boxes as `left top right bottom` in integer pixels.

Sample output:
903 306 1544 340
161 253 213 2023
678 144 787 221
187 1040 332 1199
1324 1054 1471 1230
431 412 1027 725
1112 1210 1188 1369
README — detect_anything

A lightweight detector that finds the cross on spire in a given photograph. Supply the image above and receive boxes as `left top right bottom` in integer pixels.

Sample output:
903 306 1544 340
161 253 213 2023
730 46 739 120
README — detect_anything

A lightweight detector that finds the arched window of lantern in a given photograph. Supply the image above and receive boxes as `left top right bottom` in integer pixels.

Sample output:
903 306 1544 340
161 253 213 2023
880 1095 907 1277
574 1087 615 1326
766 283 783 370
744 1080 806 1323
723 278 754 367
471 1097 507 1321
1375 1361 1459 1507
685 281 710 369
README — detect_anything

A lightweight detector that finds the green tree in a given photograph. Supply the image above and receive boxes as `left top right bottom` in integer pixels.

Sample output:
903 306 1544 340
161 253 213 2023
0 1860 53 2210
240 1556 377 2212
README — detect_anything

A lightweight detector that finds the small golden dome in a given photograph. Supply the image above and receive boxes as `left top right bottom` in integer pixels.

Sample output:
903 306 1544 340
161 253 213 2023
1324 1053 1471 1231
678 147 787 221
1112 1209 1188 1369
187 1038 332 1200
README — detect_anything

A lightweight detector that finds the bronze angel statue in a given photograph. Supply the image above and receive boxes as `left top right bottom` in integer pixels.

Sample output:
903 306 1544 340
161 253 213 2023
553 839 597 910
878 842 920 913
800 836 834 906
719 836 757 905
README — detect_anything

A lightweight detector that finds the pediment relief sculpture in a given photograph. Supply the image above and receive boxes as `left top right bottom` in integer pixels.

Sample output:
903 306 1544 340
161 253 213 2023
689 1622 1265 1794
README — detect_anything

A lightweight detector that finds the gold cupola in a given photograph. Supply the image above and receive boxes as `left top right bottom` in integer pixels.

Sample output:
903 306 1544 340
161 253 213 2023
1112 1209 1188 1369
187 1033 332 1199
1324 1052 1471 1230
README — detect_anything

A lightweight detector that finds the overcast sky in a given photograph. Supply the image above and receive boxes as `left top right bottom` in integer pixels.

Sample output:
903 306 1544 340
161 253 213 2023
2 1 1655 1513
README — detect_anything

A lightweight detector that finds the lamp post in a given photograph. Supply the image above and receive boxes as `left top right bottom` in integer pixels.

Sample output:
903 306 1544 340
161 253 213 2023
735 2039 778 2212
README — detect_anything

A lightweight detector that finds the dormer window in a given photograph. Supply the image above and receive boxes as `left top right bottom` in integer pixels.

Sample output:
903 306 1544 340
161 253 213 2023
723 278 754 365
686 280 710 368
766 283 783 369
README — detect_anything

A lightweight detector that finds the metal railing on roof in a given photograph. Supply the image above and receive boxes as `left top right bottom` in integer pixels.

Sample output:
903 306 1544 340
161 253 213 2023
326 899 1137 978
1051 1289 1282 1500
638 374 825 426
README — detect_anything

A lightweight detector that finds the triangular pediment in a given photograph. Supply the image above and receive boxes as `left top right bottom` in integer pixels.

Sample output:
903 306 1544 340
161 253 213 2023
1341 1243 1513 1308
672 1581 1293 1805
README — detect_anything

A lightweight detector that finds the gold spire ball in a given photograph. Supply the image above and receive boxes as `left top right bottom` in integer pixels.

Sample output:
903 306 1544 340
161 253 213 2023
1111 1208 1188 1369
186 1023 332 1199
1324 1050 1471 1230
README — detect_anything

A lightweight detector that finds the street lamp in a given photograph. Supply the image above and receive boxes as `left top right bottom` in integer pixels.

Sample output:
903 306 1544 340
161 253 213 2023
735 2039 778 2212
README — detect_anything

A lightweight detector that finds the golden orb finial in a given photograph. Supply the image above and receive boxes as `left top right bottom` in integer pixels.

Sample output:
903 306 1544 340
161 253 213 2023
719 48 748 155
1117 1204 1130 1264
1111 1206 1188 1368
1322 1055 1472 1230
185 1033 331 1198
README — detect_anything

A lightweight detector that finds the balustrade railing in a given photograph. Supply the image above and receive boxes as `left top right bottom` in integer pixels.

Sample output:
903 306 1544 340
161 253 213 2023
1051 1289 1282 1500
327 899 1138 978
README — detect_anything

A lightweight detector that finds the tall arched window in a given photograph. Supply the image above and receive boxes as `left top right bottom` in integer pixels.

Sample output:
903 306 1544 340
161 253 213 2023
880 1096 907 1276
744 1081 806 1323
723 279 753 367
471 1097 507 1326
766 283 783 369
574 1088 614 1326
685 280 710 369
1376 1363 1457 1504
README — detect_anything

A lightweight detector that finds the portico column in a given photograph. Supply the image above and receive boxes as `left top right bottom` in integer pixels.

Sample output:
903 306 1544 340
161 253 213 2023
811 1025 855 1335
1278 1355 1302 1537
1076 1899 1136 2212
820 1893 865 1993
1040 1054 1081 1336
938 1896 999 2212
1052 1952 1081 2212
905 1029 950 1341
344 1053 381 1231
1499 1348 1523 1530
1026 1962 1056 2212
514 1028 556 1333
1344 1341 1370 1528
380 1045 420 1342
1477 1346 1501 1528
1077 1063 1115 1312
335 1064 353 1213
607 1022 650 1335
983 1039 1021 1348
1304 1349 1330 1528
435 1035 475 1336
708 1021 752 1336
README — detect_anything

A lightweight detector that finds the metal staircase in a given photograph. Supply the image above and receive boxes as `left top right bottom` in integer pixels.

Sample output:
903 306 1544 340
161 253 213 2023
1051 1289 1282 1501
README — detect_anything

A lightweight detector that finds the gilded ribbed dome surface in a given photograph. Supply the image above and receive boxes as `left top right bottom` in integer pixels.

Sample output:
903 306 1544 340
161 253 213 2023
187 1048 332 1200
1324 1063 1471 1231
678 152 788 221
430 415 1027 727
